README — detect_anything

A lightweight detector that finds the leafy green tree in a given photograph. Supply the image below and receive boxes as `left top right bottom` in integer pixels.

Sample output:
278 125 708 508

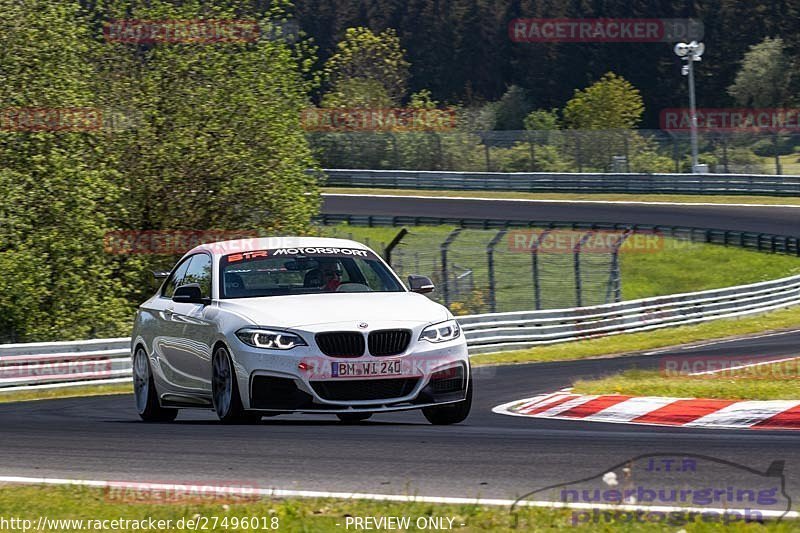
0 0 129 341
728 37 794 174
94 1 319 238
728 37 793 108
524 109 560 132
493 85 532 130
322 27 410 106
563 72 644 130
561 73 644 171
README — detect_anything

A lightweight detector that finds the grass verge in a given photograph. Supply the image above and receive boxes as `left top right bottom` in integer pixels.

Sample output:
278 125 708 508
0 383 131 404
324 187 800 206
470 306 800 366
0 484 794 532
316 223 800 312
572 358 800 401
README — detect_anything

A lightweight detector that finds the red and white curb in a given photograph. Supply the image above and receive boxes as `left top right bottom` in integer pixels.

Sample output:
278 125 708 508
493 389 800 430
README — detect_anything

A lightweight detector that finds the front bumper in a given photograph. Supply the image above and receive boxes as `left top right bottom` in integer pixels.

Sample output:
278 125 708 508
229 328 470 412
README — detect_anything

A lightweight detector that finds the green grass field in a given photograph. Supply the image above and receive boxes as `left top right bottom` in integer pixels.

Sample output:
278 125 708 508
0 484 794 532
471 306 800 366
572 357 800 400
316 223 800 314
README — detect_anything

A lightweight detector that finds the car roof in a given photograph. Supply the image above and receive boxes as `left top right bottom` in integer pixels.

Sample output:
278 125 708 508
188 236 372 257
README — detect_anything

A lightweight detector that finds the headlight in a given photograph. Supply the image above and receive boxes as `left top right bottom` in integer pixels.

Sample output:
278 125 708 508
235 328 307 350
419 320 461 343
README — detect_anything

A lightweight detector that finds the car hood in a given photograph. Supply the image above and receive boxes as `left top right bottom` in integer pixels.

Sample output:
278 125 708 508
217 292 451 328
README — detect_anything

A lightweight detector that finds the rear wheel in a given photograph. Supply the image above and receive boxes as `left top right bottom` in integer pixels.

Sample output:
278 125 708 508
336 413 372 423
212 346 261 424
133 347 178 422
422 376 472 425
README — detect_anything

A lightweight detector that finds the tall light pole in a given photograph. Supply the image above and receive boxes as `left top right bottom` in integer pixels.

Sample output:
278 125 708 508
674 41 705 173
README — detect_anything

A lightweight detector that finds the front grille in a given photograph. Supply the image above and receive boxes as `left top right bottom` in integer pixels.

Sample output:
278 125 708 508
311 378 419 402
430 366 465 394
368 329 411 356
315 332 365 357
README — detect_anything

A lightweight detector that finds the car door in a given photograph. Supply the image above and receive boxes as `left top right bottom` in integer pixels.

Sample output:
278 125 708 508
164 253 216 393
149 256 192 392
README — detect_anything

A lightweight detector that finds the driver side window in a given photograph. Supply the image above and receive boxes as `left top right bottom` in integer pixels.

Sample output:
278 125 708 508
161 257 192 298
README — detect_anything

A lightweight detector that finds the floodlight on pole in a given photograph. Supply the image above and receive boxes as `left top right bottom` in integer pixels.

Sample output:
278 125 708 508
674 41 705 173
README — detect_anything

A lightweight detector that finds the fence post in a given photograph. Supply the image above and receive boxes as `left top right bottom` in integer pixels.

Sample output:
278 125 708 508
441 228 463 307
574 232 594 307
531 229 552 310
722 133 730 173
486 229 508 313
774 133 782 175
384 228 408 265
608 230 632 303
672 134 680 173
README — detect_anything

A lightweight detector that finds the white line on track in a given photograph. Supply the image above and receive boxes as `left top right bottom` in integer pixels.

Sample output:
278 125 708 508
0 476 795 519
322 192 800 209
643 329 800 355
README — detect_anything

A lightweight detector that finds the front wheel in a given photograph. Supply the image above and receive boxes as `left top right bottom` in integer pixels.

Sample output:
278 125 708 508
212 346 260 424
422 376 472 425
133 347 178 422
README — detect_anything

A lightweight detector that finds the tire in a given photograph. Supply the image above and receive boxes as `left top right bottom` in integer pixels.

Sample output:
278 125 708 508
133 346 178 422
212 346 261 424
422 376 472 425
336 412 372 423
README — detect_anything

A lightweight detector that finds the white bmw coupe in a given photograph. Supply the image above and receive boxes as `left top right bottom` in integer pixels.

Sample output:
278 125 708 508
131 237 472 424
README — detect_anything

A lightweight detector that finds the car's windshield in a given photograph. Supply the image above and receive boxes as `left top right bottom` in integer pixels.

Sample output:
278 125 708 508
219 246 405 298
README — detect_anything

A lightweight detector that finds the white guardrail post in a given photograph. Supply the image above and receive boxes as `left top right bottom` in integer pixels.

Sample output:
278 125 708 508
2 274 800 389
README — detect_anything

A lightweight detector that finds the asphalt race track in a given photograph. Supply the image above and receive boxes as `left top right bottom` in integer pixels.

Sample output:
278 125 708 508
1 332 798 502
1 196 799 505
322 194 800 235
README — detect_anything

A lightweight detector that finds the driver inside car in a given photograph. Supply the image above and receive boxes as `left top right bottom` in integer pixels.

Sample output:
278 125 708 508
321 263 343 291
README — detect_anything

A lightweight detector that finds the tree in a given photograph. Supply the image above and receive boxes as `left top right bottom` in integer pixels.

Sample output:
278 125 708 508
562 73 644 171
563 72 644 130
0 0 129 341
493 85 532 130
524 109 560 131
728 37 794 174
322 27 410 106
728 37 793 108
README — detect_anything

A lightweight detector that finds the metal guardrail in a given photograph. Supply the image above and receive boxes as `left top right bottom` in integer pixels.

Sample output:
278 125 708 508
461 274 800 354
322 169 800 196
3 273 800 386
0 338 131 391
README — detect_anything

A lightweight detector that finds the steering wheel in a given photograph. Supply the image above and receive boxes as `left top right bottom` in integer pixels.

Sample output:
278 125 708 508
335 282 373 292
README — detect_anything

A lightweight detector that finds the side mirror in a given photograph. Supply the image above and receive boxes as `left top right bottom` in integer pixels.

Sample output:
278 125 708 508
152 270 170 280
173 283 208 304
408 275 435 294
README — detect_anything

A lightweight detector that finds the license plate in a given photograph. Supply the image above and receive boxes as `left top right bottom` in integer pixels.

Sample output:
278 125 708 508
331 360 402 377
